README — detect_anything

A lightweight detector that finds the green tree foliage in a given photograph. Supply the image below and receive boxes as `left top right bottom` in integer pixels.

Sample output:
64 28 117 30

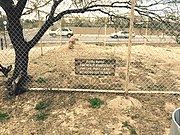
22 19 40 29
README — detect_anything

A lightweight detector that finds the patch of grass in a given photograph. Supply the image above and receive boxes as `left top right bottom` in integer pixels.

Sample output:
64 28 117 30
35 77 46 84
33 100 51 121
122 121 137 135
34 113 48 121
88 98 104 109
35 101 48 110
0 111 9 122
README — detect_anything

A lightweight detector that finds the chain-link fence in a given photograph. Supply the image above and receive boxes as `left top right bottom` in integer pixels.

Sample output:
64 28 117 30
0 0 179 94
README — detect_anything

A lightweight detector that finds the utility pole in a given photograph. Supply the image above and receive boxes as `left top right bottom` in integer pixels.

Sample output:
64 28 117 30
3 21 7 48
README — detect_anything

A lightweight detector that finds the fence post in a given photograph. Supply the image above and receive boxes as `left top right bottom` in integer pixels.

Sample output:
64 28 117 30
125 0 135 94
59 19 62 47
1 38 3 50
38 10 43 56
144 16 148 45
104 17 107 46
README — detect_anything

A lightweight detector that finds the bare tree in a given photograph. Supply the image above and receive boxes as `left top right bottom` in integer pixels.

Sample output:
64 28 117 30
0 0 179 95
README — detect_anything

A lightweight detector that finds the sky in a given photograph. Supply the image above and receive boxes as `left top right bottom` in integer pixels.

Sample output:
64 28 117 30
143 0 180 14
0 0 179 20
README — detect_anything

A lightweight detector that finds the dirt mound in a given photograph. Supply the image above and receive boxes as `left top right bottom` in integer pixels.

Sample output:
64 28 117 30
107 96 142 110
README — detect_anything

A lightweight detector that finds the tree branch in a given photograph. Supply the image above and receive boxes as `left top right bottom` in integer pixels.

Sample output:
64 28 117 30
28 18 55 50
48 0 63 19
0 0 15 16
22 0 52 16
15 0 28 18
25 0 178 50
54 4 130 22
27 2 131 48
27 0 64 49
0 0 14 7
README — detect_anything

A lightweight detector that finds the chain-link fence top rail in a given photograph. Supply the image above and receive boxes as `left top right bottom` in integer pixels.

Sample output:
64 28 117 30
0 0 179 94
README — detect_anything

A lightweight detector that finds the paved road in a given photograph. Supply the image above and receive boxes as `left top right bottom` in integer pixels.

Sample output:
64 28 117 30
39 34 177 44
2 30 177 48
21 29 177 44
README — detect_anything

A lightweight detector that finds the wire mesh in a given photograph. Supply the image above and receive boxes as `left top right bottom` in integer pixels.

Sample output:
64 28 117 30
0 0 179 93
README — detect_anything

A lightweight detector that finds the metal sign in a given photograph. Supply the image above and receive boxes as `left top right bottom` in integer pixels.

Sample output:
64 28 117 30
75 58 116 76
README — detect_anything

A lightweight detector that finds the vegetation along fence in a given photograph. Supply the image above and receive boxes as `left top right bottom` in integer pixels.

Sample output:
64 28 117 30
0 0 180 95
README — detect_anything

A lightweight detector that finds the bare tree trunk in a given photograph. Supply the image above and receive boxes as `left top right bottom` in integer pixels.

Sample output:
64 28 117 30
1 1 54 95
6 45 30 95
2 5 31 95
5 20 54 95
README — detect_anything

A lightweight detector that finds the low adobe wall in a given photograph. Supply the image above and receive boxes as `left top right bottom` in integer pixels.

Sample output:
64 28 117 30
70 27 162 35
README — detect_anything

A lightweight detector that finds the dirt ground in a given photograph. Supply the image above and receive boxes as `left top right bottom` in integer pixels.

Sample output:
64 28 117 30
27 42 180 91
0 42 180 135
0 86 180 135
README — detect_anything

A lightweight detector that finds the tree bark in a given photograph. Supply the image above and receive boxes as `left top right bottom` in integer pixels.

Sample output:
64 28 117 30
6 44 30 95
5 9 31 95
2 5 56 95
5 12 55 95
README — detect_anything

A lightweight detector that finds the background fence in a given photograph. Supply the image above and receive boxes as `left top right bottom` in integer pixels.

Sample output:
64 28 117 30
0 0 180 93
